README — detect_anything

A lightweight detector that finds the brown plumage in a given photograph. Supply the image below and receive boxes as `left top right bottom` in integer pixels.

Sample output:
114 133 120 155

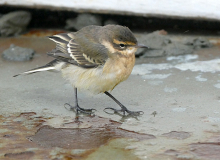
14 25 148 116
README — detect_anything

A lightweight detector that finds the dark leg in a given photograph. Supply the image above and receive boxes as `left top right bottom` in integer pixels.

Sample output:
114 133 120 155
64 87 96 114
104 91 144 116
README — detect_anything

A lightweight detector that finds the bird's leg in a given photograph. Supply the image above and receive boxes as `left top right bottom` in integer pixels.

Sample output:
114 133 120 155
64 87 96 114
104 91 144 116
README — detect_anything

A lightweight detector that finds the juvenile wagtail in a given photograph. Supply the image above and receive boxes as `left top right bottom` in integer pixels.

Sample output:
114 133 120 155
14 25 148 116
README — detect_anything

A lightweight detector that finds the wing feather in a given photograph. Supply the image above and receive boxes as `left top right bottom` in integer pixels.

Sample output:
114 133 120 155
48 28 108 68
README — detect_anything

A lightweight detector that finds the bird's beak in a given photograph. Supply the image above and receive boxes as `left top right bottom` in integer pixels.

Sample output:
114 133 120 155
135 44 149 48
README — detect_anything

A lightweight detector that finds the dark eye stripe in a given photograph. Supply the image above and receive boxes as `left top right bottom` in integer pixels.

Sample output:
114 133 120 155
119 44 125 48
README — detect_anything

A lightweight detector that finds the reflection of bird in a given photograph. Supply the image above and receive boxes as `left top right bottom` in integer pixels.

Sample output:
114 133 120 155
14 25 148 116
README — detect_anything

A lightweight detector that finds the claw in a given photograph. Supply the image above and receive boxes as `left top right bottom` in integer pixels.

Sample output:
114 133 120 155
82 108 97 113
127 110 144 116
64 103 73 111
104 107 144 117
64 103 96 115
103 107 118 115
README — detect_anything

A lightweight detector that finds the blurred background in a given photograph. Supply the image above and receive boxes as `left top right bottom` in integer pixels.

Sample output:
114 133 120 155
0 0 220 35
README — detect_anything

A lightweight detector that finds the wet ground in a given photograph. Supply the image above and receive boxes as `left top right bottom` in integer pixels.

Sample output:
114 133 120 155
1 30 220 160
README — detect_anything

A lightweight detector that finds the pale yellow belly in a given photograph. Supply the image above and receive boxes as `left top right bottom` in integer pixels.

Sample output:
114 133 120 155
61 55 135 94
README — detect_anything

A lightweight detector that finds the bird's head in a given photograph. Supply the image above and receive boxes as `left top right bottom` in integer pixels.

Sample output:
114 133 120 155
101 25 148 56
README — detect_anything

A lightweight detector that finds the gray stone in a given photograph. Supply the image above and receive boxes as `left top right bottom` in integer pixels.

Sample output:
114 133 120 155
2 44 35 61
140 49 165 58
136 31 172 57
184 37 212 49
0 11 31 37
137 31 172 49
65 14 102 30
104 19 118 25
137 30 210 58
164 42 194 56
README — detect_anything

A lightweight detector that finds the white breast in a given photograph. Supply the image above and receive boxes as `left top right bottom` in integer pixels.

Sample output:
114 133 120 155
61 65 121 94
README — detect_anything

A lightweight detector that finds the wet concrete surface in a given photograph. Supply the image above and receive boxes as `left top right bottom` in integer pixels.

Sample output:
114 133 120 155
0 112 152 159
1 30 220 159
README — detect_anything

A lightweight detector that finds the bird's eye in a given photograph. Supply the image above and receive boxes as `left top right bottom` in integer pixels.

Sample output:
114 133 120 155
119 44 125 48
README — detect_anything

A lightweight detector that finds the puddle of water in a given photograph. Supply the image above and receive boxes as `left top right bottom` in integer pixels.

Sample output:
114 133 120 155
0 112 155 159
29 116 155 149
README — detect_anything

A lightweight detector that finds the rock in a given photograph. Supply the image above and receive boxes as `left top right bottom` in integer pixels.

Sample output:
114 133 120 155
104 19 118 25
135 47 147 57
138 30 172 49
136 30 172 57
141 42 193 58
164 42 194 56
137 30 211 58
0 11 31 37
140 49 165 58
2 44 35 61
184 37 212 49
65 13 102 30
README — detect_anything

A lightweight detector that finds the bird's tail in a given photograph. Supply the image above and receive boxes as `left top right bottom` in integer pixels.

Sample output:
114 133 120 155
13 59 58 77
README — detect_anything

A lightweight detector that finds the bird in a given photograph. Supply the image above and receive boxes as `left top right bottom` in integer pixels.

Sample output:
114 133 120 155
14 25 148 116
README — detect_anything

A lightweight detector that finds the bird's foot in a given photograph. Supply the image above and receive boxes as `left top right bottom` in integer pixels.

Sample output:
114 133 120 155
64 103 96 115
104 105 144 117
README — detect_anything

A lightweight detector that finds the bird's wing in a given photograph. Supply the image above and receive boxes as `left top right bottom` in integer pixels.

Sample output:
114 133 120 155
48 32 108 68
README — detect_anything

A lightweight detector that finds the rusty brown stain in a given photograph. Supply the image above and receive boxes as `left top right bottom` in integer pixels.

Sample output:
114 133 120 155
22 29 65 37
190 142 220 160
164 149 180 156
4 151 34 159
0 112 154 159
0 36 55 54
162 131 191 140
209 38 220 46
50 149 96 160
29 119 155 149
0 112 50 159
